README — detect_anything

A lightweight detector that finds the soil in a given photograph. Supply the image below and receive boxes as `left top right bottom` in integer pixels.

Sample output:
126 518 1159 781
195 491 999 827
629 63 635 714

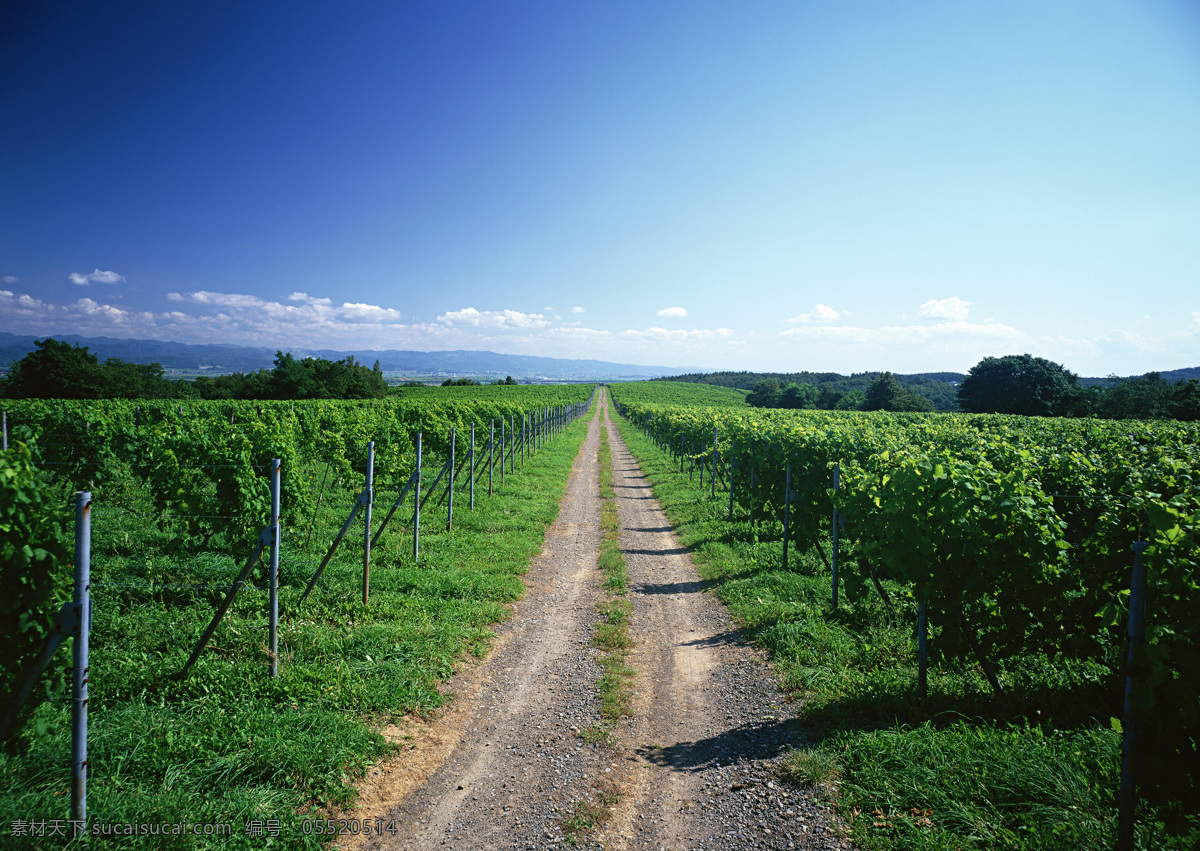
339 389 852 851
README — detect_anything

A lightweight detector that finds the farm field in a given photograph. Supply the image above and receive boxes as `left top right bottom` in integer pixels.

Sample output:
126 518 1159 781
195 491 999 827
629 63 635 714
0 386 594 848
609 380 1199 850
3 377 1197 849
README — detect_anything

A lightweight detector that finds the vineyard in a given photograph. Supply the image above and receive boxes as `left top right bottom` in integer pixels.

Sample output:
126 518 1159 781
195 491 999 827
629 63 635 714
610 380 1198 850
0 385 594 847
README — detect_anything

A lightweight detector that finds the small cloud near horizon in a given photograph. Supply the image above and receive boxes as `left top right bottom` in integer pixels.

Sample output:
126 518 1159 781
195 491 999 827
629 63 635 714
69 269 125 286
788 304 838 323
657 306 687 318
438 307 548 329
920 297 971 321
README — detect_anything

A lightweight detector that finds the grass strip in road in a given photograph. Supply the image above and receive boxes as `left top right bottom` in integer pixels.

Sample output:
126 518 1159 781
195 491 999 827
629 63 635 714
564 407 632 846
612 412 1196 851
0 412 594 851
592 425 634 725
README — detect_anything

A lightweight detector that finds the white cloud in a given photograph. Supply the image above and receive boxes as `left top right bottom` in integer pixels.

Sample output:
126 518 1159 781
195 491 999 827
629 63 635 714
547 326 611 340
3 275 17 284
336 302 403 323
572 306 585 314
69 268 125 286
175 290 269 308
620 326 733 342
1097 329 1168 354
787 304 839 323
657 306 687 318
0 290 154 334
777 318 1030 373
920 297 971 321
437 307 548 328
1192 311 1200 326
781 319 1020 347
288 291 333 307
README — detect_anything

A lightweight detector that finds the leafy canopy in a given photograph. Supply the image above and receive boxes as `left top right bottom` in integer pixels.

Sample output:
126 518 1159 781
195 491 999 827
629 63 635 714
957 354 1077 416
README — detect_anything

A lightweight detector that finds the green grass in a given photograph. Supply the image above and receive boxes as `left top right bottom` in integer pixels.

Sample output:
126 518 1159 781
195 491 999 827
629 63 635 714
0 409 594 849
612 414 1199 851
560 791 617 846
591 425 635 726
560 402 628 848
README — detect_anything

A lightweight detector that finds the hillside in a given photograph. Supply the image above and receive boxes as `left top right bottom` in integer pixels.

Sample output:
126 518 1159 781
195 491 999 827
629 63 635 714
0 333 690 382
660 366 1200 413
659 370 964 411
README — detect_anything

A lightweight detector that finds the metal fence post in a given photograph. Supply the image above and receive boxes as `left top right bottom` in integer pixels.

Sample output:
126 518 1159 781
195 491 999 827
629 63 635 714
782 462 791 571
2 410 7 451
712 426 717 500
413 434 421 561
470 423 476 510
268 459 281 677
363 442 374 605
728 448 736 520
1118 540 1150 851
917 601 928 698
750 464 756 533
500 418 506 486
448 427 455 531
831 462 840 609
72 491 92 830
489 420 494 496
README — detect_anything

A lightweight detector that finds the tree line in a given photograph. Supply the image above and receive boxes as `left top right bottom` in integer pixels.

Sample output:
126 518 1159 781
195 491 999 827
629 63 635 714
5 340 1196 419
956 354 1199 420
743 372 935 412
0 338 388 400
674 354 1200 420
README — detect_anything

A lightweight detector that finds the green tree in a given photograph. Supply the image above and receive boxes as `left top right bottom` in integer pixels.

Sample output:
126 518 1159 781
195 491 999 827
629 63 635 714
0 339 186 399
816 385 845 409
957 354 1078 416
256 353 387 400
836 389 865 410
1170 378 1200 421
0 338 103 399
97 359 162 398
864 372 934 412
1058 384 1105 418
268 352 325 399
746 378 780 408
1100 372 1173 419
778 382 818 409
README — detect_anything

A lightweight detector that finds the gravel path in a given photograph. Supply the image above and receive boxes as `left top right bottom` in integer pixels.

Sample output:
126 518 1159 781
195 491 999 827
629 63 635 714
341 390 853 850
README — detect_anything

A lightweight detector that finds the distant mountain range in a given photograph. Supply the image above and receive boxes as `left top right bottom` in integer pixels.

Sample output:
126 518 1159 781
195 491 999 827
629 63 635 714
0 333 692 382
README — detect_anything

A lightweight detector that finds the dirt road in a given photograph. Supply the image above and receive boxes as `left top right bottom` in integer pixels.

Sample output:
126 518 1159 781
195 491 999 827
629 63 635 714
347 389 850 850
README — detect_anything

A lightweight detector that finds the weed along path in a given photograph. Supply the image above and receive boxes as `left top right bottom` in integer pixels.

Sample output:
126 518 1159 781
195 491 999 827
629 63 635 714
345 389 851 851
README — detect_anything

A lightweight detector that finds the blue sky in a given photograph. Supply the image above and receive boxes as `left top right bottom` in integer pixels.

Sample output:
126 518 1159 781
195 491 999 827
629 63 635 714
2 0 1198 375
